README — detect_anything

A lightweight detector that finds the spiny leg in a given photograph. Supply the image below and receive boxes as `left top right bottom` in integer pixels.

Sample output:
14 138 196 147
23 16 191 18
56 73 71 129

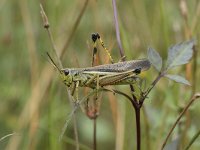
91 33 99 66
91 33 114 64
90 33 115 118
90 33 101 117
90 32 115 118
87 34 99 117
91 33 126 63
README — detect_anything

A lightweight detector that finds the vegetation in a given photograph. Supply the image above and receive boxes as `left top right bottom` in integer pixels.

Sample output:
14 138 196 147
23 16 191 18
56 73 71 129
0 0 200 150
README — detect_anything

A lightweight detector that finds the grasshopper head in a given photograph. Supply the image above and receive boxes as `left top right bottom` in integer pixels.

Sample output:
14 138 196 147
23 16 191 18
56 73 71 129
60 69 73 87
46 52 73 87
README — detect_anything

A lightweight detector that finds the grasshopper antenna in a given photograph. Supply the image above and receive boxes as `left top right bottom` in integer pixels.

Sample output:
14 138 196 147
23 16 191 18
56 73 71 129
46 52 62 73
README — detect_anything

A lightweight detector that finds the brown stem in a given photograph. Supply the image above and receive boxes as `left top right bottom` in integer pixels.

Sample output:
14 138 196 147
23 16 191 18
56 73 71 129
135 107 141 150
184 129 200 150
139 73 164 106
40 4 63 68
111 1 144 149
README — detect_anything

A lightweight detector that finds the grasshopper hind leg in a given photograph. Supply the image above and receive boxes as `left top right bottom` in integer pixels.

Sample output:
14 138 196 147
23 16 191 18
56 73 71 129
91 33 114 65
91 33 98 66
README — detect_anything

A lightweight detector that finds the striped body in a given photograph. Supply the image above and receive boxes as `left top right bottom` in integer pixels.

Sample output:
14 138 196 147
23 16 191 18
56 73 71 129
60 59 151 88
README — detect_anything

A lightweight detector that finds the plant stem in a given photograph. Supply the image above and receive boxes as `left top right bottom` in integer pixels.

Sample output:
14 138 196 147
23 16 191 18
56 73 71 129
112 0 125 59
184 129 200 150
135 107 141 150
40 2 89 147
73 113 79 150
112 1 143 149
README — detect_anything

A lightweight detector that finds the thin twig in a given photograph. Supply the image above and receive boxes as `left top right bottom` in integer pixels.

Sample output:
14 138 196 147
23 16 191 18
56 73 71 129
135 108 141 150
58 87 132 141
112 1 142 149
59 90 80 149
112 0 139 107
112 0 125 60
40 4 63 68
184 129 200 150
161 93 200 149
139 72 164 106
72 109 80 150
59 102 79 142
6 2 88 149
40 4 81 149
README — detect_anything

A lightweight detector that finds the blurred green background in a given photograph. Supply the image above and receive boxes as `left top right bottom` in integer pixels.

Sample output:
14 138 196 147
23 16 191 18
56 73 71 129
0 0 200 150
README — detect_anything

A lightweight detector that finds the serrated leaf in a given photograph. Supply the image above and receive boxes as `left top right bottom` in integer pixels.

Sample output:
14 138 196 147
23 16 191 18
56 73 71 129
165 74 191 86
166 39 195 70
147 47 162 71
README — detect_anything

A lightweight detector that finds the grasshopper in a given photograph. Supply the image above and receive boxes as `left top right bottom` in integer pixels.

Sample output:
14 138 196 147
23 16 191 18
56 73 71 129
47 33 151 139
47 33 151 101
47 53 151 90
62 59 150 88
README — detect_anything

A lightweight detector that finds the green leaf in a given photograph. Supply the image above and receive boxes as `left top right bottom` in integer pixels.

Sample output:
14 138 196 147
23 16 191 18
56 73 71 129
166 39 195 70
147 47 162 71
165 74 191 86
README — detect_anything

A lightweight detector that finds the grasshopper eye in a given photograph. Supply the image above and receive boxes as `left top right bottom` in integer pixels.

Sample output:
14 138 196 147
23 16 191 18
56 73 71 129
133 68 141 75
64 70 69 76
